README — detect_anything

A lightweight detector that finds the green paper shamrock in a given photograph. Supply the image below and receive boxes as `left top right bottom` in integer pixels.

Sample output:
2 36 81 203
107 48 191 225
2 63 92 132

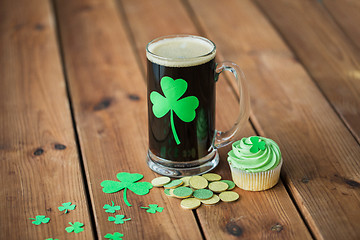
103 201 121 213
150 76 199 145
101 172 153 206
140 204 164 214
29 215 50 225
65 222 84 233
58 202 76 214
108 215 131 224
104 232 124 240
45 238 59 240
249 136 266 153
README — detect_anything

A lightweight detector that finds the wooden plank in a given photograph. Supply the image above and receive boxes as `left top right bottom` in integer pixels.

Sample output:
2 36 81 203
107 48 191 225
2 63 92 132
53 0 203 239
186 0 360 239
117 0 199 72
0 0 94 239
255 0 360 142
121 0 312 239
322 0 360 50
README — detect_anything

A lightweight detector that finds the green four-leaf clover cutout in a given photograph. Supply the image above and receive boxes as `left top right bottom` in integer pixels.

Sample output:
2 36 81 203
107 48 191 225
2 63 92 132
249 136 266 153
108 215 131 224
58 202 76 214
101 172 153 206
150 76 199 145
65 222 84 233
29 215 50 225
104 232 124 240
140 204 164 214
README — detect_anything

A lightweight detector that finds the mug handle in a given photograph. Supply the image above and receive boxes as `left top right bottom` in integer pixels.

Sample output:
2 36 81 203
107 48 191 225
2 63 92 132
213 61 250 148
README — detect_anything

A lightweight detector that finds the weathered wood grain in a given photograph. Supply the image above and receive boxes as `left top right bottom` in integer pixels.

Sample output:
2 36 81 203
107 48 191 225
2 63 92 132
323 0 360 50
121 0 312 239
0 0 94 239
54 0 203 239
255 0 360 142
186 0 360 239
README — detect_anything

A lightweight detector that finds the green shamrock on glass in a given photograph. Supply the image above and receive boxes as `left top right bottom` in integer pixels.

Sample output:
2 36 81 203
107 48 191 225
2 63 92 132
150 76 199 145
146 35 250 177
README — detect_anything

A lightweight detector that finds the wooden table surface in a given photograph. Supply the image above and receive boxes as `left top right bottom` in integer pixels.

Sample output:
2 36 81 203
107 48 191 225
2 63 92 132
1 0 359 239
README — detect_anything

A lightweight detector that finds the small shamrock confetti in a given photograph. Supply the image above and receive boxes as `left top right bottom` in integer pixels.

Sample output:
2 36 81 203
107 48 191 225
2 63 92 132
249 136 266 153
45 238 59 240
103 201 121 213
101 172 153 206
108 215 131 224
140 204 164 214
104 232 124 240
65 222 84 233
29 215 50 225
58 202 76 214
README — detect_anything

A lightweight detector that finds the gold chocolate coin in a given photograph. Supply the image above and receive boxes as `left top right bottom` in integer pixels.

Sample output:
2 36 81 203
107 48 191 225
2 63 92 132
189 176 208 189
193 189 213 200
173 187 193 198
201 194 220 205
180 198 201 210
151 176 171 187
219 191 239 202
202 173 222 181
208 181 229 193
180 176 191 187
164 179 183 189
220 180 236 190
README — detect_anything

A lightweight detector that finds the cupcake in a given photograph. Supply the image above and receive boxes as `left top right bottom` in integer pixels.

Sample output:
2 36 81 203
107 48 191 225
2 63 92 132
227 136 282 191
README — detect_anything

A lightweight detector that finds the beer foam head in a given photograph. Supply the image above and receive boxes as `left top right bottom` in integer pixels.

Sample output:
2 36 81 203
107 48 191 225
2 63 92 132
147 35 216 67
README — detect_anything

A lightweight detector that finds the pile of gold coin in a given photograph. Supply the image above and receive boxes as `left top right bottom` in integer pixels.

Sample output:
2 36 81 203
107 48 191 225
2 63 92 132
151 173 239 210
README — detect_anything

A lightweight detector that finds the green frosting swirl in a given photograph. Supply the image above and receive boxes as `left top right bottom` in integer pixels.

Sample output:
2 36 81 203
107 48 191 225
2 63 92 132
227 136 281 173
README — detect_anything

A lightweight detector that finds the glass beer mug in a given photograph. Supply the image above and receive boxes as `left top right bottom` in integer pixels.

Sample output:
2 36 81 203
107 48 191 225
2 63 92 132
146 35 250 177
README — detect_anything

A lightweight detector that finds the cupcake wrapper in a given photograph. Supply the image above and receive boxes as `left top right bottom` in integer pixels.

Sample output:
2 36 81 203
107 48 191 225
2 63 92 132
230 158 283 191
